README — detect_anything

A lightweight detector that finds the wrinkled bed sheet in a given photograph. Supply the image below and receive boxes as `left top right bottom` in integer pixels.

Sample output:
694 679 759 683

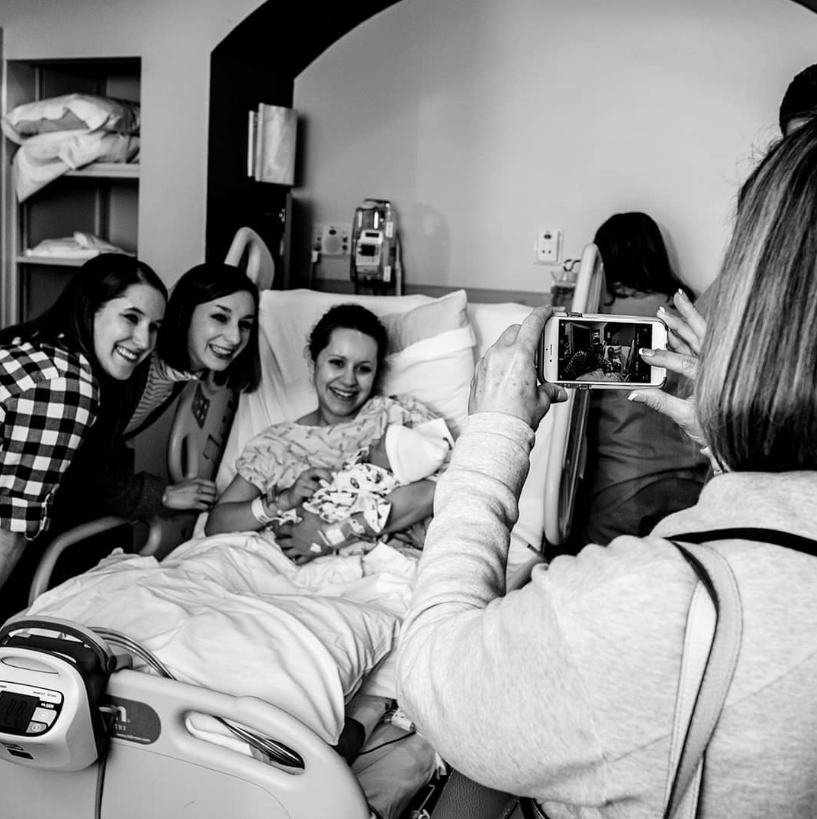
25 532 419 745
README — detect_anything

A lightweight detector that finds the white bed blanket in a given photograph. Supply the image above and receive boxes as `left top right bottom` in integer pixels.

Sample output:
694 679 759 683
25 533 418 745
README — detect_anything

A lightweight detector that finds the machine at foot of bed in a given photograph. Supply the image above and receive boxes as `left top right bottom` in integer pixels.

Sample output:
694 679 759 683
0 620 371 819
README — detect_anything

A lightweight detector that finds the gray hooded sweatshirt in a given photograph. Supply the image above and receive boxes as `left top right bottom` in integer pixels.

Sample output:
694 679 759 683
397 412 817 818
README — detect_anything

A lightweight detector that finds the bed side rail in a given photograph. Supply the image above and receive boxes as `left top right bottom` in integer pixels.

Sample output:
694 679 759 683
27 514 195 606
542 242 604 549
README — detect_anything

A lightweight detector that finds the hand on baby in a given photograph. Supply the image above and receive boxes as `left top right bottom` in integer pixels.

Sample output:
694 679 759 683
275 509 331 565
276 466 334 510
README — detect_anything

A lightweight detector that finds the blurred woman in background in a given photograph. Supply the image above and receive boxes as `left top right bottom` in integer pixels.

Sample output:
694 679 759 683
574 211 708 548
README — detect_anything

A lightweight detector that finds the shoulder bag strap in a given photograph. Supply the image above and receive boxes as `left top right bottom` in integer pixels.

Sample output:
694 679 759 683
664 541 743 819
671 527 817 556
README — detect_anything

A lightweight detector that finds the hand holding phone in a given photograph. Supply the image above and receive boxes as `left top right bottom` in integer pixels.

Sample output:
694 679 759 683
537 312 668 389
471 306 567 429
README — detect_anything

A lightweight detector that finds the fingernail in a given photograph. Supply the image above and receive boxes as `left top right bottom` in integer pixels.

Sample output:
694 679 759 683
676 288 689 302
657 306 667 317
627 392 645 403
639 347 654 358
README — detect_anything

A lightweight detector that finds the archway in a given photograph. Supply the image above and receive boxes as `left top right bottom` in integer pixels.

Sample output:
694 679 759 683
205 1 401 282
206 0 817 285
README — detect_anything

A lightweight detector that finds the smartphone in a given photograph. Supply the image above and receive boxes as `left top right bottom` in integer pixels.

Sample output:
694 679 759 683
537 312 668 389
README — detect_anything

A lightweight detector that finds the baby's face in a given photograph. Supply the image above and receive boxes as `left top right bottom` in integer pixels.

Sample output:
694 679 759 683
367 435 391 470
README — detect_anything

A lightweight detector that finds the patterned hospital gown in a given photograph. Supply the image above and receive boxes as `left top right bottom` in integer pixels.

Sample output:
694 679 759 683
235 394 441 549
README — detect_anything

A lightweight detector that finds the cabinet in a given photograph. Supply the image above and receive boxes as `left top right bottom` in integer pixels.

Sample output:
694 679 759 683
1 57 140 326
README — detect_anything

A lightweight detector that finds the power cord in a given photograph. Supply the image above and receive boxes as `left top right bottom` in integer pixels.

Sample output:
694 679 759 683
93 706 118 819
356 730 415 756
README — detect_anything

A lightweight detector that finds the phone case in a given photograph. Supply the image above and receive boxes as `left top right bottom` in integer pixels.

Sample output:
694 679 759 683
544 311 667 390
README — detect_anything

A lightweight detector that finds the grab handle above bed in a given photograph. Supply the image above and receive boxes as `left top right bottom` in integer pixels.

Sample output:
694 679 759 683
224 225 276 291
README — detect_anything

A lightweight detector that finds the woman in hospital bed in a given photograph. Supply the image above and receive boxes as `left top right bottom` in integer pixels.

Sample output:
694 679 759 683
206 302 449 560
25 302 447 819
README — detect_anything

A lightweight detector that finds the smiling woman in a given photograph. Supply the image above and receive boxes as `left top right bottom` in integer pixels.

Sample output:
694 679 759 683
0 254 167 601
205 303 440 564
44 263 263 550
92 284 166 381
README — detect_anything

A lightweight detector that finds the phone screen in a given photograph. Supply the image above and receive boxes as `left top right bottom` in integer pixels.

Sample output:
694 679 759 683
557 319 658 384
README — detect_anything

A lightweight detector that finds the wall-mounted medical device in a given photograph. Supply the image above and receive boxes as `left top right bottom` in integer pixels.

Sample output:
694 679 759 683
0 618 129 771
350 199 403 295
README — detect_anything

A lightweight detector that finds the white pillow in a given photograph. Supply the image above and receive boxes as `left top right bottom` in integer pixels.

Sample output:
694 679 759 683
378 326 475 437
467 301 535 359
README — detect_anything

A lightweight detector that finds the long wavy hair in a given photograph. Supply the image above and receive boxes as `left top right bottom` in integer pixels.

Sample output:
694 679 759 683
157 262 261 392
696 117 817 472
0 254 167 379
594 212 691 303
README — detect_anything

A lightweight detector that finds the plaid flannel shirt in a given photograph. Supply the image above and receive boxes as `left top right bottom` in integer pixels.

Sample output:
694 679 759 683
0 338 99 538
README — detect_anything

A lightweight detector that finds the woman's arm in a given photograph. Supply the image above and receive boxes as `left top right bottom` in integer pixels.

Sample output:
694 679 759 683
205 467 332 536
77 437 217 521
382 479 435 533
276 478 436 563
205 474 267 535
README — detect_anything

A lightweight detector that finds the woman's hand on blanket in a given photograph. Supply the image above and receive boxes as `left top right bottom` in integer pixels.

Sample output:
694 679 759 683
162 478 218 511
470 306 567 430
279 467 334 510
276 509 330 564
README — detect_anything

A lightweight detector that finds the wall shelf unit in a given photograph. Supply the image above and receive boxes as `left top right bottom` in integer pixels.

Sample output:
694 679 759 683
1 56 141 326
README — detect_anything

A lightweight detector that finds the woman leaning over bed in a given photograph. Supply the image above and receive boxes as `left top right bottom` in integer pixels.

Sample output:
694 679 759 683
206 303 442 563
49 262 261 533
0 254 166 602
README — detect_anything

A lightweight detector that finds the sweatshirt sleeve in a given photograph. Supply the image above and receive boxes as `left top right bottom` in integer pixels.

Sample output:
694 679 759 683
99 460 168 521
396 412 607 802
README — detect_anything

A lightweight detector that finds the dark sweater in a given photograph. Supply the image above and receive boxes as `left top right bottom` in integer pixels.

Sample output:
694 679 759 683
49 359 185 530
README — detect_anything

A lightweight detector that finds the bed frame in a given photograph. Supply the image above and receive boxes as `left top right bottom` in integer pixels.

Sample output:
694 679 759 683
2 234 604 819
2 667 370 819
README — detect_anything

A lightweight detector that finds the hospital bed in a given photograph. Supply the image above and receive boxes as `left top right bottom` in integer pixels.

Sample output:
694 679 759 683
0 241 603 819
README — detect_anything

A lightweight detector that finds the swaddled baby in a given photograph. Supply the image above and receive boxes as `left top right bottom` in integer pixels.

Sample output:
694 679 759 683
304 418 453 554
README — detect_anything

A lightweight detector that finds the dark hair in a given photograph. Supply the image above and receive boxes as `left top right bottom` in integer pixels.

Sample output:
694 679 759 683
697 116 817 471
0 254 167 378
157 262 261 392
594 211 691 301
779 63 817 136
307 303 389 382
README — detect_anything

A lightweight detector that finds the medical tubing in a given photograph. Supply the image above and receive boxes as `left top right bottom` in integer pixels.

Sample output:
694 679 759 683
92 627 304 768
356 731 415 756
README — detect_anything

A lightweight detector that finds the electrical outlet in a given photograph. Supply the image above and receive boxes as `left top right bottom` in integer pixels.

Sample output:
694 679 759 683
313 223 352 256
534 228 562 265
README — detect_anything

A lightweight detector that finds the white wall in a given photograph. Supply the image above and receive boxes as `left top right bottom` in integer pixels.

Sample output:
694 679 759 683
294 0 817 296
4 0 817 295
1 0 266 286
